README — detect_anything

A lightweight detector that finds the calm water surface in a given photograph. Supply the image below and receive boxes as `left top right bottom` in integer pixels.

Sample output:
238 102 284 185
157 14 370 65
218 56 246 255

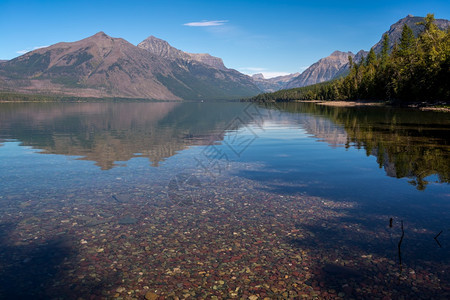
0 102 448 299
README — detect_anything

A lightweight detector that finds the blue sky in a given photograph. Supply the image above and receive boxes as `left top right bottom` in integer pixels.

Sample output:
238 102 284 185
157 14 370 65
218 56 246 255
1 0 449 78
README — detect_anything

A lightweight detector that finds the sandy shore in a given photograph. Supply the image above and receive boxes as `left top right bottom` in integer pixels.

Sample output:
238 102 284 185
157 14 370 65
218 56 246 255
419 106 450 112
303 100 385 107
297 100 449 111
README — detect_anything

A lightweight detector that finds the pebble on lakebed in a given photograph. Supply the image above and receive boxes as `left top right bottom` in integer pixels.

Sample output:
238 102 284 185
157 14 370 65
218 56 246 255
0 175 447 299
145 291 159 300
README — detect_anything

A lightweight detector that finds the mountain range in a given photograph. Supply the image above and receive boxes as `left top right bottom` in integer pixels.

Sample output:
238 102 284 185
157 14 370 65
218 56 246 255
251 72 300 92
284 50 367 89
0 15 448 99
0 33 259 100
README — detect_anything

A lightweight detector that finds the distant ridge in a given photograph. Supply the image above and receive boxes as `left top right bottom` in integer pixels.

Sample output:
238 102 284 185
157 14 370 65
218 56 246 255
251 72 300 92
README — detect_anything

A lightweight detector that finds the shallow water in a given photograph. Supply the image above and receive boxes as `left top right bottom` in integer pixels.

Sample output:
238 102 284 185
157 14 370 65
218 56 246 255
0 101 448 299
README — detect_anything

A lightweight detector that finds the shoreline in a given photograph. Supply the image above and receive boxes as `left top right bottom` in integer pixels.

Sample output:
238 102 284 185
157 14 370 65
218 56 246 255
312 100 450 112
2 95 449 112
308 101 385 107
417 106 450 112
258 99 450 112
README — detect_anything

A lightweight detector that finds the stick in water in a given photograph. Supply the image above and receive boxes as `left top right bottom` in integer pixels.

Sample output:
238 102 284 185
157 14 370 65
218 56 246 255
398 220 405 272
434 230 443 248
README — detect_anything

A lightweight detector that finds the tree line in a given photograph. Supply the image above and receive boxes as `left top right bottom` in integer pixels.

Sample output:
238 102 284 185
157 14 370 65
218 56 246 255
248 14 449 103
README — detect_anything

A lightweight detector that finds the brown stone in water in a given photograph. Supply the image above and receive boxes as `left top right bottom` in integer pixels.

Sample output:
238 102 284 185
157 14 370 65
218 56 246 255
145 291 159 300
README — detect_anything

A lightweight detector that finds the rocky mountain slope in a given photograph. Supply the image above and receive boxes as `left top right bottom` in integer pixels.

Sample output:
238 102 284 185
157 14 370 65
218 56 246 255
188 53 227 71
0 33 260 100
251 72 300 92
285 51 354 89
332 50 369 79
136 36 191 61
137 36 227 70
372 14 450 53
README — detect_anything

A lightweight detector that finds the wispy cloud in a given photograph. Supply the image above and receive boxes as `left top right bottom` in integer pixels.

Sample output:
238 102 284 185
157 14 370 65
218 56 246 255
183 20 228 27
239 67 266 72
17 45 49 55
239 67 293 79
261 72 291 78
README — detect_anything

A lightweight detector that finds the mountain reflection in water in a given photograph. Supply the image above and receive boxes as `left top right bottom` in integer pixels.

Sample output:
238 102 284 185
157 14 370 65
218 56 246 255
1 102 447 189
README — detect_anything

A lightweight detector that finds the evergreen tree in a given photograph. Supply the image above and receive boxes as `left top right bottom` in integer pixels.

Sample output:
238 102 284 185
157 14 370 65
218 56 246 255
365 48 377 66
399 24 415 56
348 55 354 68
380 34 390 67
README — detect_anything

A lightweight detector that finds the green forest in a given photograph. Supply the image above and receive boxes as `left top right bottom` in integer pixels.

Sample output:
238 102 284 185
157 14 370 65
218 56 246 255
248 14 449 104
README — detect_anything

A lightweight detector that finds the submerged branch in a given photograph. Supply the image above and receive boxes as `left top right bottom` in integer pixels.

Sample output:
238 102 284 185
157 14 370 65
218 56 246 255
398 220 405 272
434 230 443 248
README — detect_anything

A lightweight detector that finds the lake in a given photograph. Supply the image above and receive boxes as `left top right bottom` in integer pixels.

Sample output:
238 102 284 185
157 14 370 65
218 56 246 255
0 101 448 299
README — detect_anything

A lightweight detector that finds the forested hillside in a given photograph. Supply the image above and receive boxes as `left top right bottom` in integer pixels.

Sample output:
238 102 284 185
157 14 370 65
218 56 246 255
248 14 449 103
